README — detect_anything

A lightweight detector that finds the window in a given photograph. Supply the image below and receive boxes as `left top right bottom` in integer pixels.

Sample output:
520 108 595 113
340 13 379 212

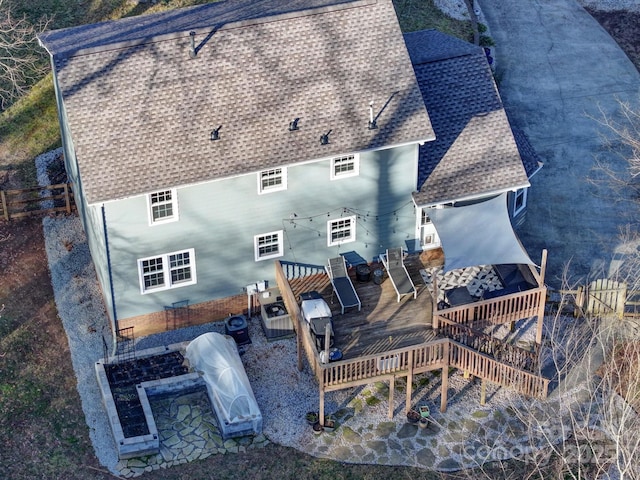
254 231 283 261
328 216 356 246
330 154 359 180
138 249 196 293
148 189 178 225
258 168 287 194
513 188 527 216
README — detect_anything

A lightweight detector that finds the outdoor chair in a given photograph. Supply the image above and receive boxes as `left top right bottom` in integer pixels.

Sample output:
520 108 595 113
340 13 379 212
326 256 362 314
380 248 417 302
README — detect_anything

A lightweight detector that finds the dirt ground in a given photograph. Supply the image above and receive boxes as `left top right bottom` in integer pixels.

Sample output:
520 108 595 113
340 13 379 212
1 7 638 480
586 8 640 71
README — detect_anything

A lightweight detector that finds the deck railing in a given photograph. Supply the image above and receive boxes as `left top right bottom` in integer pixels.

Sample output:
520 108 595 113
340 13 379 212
437 317 540 373
448 342 549 398
274 260 549 417
320 339 449 391
435 286 546 328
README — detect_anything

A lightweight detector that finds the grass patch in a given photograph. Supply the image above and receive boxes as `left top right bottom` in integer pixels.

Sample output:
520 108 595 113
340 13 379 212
392 0 472 38
365 395 382 407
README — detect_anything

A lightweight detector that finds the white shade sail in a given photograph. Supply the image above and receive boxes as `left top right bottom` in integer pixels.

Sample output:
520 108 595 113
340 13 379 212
429 193 534 272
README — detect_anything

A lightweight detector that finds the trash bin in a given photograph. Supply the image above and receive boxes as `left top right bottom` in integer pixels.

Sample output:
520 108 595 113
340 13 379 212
355 264 371 282
373 268 384 285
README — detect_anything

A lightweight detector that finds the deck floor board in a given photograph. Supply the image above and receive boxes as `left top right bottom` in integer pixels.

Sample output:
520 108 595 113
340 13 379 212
289 256 437 360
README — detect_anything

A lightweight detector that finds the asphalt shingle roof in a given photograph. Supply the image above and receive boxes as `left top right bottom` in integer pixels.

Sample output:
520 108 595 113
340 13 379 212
405 30 530 206
39 0 434 204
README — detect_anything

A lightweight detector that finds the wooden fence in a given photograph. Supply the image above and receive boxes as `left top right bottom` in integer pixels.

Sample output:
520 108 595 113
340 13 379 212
0 183 74 220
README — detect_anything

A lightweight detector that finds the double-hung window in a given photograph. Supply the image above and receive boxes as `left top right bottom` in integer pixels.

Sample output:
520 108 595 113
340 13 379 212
254 231 283 261
327 216 356 246
148 189 178 225
330 154 359 180
138 248 196 293
258 168 287 194
513 188 527 216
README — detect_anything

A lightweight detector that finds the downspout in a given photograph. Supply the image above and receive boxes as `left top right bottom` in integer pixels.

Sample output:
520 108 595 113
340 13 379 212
102 204 119 356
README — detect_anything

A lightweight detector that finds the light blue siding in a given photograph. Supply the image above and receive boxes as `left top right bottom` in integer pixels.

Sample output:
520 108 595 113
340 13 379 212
103 144 419 319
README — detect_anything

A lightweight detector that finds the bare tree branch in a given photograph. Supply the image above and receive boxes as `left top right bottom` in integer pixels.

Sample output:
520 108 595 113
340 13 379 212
0 0 50 109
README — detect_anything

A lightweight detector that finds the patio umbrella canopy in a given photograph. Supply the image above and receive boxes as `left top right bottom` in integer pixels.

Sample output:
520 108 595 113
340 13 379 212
429 193 534 272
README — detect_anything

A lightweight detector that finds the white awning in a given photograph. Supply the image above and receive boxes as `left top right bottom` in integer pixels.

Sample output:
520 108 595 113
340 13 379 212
429 193 534 272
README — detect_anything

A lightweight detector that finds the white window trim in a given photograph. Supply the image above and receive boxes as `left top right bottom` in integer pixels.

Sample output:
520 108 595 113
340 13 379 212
257 167 287 194
138 248 196 294
147 188 179 226
327 216 356 246
330 154 360 180
513 188 528 216
254 230 284 262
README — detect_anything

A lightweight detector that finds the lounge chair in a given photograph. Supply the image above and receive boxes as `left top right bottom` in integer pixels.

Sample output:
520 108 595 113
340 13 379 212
380 248 417 302
326 256 362 314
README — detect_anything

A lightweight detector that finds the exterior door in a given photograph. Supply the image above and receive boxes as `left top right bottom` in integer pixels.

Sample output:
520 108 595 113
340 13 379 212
420 208 440 250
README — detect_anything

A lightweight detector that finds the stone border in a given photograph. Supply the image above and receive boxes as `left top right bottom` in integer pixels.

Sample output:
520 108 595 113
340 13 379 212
95 342 194 459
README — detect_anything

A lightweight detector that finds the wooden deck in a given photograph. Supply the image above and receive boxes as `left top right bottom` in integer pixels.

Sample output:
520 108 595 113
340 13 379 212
275 252 550 417
288 256 437 360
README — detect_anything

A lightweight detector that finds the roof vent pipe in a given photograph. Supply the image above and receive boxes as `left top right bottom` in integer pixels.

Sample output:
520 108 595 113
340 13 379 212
320 129 332 145
368 101 377 130
189 31 197 58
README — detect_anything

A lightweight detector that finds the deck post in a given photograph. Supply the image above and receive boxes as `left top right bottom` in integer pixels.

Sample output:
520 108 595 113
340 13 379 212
432 276 439 330
388 376 395 419
480 377 486 405
405 350 414 414
535 249 548 345
319 383 325 427
440 366 449 413
296 315 303 372
440 342 449 413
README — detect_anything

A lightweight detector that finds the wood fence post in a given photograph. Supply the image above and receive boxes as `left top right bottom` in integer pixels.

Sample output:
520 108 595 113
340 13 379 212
0 190 7 220
64 183 71 214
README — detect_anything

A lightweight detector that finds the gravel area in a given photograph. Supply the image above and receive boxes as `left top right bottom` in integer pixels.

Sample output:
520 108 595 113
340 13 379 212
44 212 552 475
41 210 343 472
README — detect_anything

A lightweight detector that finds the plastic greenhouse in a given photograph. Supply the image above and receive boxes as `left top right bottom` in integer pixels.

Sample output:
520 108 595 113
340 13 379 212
185 332 262 439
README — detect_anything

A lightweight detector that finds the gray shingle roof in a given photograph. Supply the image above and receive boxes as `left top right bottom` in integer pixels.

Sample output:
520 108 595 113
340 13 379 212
405 30 530 206
39 0 434 204
512 127 543 178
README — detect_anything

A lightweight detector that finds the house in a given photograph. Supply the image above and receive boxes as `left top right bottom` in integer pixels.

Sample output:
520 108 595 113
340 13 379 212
38 0 540 339
405 29 542 268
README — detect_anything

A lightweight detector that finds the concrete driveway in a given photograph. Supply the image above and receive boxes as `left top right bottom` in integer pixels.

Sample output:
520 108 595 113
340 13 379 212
480 0 640 287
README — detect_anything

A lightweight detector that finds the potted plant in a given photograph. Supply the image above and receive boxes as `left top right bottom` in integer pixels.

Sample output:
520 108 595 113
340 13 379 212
406 409 420 424
312 421 324 434
418 416 430 429
323 415 337 432
305 411 319 425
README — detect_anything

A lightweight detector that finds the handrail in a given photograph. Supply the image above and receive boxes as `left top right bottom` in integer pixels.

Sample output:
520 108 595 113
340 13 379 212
274 260 549 409
436 287 545 327
448 342 549 398
437 317 539 373
319 339 449 390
